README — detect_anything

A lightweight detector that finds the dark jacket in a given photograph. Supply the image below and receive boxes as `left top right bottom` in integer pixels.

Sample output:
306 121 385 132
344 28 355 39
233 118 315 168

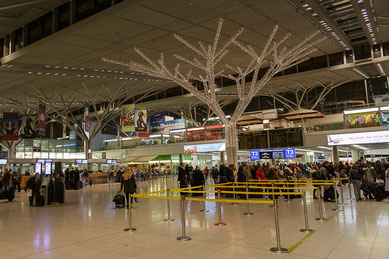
192 169 205 187
2 171 10 183
24 176 42 194
121 174 136 194
178 166 187 184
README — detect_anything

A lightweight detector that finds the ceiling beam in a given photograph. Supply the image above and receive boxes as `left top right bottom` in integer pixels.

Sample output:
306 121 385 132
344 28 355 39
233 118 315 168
0 0 46 11
350 0 380 45
289 0 353 50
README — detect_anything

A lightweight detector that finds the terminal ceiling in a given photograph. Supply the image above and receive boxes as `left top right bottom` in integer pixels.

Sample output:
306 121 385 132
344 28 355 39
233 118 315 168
0 0 388 110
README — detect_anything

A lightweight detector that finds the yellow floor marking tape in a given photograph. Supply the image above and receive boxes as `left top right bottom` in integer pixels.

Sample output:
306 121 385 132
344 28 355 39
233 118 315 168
288 211 340 254
288 232 314 254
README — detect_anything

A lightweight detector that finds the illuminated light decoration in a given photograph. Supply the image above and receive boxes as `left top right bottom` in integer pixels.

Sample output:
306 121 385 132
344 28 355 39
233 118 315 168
352 68 368 79
377 64 385 75
103 18 325 166
343 107 378 114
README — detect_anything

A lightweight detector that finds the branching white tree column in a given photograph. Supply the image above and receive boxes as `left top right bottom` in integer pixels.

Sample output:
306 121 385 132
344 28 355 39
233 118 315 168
103 18 325 167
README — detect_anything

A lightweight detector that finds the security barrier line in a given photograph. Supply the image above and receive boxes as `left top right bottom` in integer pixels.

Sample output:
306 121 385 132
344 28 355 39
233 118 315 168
274 182 334 185
221 191 303 195
186 197 274 204
248 186 316 190
132 195 181 200
179 190 218 194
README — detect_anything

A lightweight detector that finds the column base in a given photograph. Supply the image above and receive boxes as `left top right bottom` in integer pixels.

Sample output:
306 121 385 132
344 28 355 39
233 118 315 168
315 217 328 221
164 218 175 221
300 229 315 233
214 222 227 226
270 247 288 254
177 236 191 241
123 228 136 232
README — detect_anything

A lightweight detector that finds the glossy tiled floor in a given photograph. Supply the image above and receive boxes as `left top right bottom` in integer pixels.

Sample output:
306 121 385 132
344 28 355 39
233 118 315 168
1 176 388 259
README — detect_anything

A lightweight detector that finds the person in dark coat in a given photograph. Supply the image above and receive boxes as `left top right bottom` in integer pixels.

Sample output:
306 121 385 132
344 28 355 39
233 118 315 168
192 166 205 196
24 173 42 206
120 169 137 209
11 171 21 192
178 163 188 189
2 169 11 191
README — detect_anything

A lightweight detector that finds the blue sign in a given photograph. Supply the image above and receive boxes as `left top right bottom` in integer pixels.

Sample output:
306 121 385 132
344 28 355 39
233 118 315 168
250 151 260 160
284 148 296 159
250 148 296 160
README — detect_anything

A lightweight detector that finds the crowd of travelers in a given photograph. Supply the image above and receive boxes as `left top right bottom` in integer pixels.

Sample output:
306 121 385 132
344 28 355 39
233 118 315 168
177 160 389 202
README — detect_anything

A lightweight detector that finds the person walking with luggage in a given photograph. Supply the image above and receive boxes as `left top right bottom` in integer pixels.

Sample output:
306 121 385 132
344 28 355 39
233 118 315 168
25 173 42 207
2 169 11 191
120 169 137 209
12 171 21 192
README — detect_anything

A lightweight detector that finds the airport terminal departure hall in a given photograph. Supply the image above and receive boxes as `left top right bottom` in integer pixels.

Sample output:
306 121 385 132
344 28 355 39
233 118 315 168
1 0 389 258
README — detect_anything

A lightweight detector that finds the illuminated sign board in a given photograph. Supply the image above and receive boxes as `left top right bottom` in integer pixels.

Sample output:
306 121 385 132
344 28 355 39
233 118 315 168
0 159 7 165
184 143 226 153
76 159 88 164
327 130 389 145
250 148 296 160
106 159 117 164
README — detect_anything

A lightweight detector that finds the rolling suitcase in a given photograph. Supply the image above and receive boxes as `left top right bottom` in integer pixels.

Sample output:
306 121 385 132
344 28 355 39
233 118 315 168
36 195 45 206
113 192 125 209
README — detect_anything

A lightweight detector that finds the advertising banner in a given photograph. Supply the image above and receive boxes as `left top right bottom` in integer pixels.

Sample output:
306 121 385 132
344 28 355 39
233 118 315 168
83 104 90 138
38 104 46 136
135 109 148 132
151 115 186 134
328 130 389 145
121 104 135 132
184 143 226 153
3 112 19 140
21 116 36 139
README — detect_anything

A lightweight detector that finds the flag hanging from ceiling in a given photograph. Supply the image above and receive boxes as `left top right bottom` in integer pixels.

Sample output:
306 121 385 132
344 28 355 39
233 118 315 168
2 112 19 141
121 104 135 132
38 104 46 136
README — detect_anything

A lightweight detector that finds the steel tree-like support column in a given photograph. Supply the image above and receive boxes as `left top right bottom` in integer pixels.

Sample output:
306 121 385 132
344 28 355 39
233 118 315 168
103 18 326 167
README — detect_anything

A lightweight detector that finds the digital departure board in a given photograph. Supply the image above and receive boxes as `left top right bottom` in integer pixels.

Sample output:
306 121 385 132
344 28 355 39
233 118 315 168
269 128 303 148
259 152 272 159
239 128 303 150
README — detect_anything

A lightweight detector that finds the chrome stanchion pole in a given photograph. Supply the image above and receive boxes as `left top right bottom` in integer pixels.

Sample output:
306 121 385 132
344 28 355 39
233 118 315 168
243 184 253 215
315 186 328 221
347 178 353 200
270 182 276 208
164 189 175 221
339 181 347 205
200 185 209 212
286 180 291 202
214 189 227 226
177 196 191 241
231 182 238 205
300 191 314 233
332 182 342 211
270 200 288 254
124 194 136 232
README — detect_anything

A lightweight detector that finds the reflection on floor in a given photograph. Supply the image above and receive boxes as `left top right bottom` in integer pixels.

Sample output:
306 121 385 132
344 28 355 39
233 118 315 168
0 176 388 259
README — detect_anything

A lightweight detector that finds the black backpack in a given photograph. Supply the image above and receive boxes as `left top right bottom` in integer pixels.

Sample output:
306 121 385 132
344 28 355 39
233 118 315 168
350 167 361 180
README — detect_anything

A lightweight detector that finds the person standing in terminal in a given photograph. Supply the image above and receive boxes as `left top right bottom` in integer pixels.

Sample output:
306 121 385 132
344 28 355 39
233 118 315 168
350 161 363 201
11 170 21 192
178 163 188 190
192 166 205 196
2 168 11 191
243 163 252 181
211 166 219 183
204 166 209 180
120 168 137 209
25 173 42 206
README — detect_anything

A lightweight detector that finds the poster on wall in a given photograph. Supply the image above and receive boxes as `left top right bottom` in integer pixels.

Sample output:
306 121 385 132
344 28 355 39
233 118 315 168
83 105 90 138
38 104 46 136
151 115 186 134
135 109 148 132
62 124 67 139
121 104 135 132
20 116 36 139
3 112 19 140
344 112 380 128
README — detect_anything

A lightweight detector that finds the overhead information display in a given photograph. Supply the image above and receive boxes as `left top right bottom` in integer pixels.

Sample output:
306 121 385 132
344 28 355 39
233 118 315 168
239 128 303 149
250 148 296 160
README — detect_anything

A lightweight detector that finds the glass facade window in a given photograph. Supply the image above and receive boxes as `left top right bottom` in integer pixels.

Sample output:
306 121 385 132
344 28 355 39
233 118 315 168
329 52 344 66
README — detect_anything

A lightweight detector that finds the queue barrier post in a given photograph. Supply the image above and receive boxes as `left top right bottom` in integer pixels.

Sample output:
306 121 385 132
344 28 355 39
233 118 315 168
332 182 342 211
339 181 347 206
124 194 136 232
270 182 277 208
231 182 238 205
270 200 288 254
286 180 291 202
200 185 209 212
300 191 314 233
243 184 253 216
177 196 191 241
164 189 175 221
347 178 353 200
214 189 227 226
315 186 328 222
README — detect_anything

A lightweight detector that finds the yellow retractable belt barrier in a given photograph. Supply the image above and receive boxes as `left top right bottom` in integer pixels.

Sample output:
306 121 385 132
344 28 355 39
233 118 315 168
248 186 316 190
221 191 303 195
179 190 217 194
274 182 334 185
136 189 168 196
186 197 274 204
133 195 181 200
